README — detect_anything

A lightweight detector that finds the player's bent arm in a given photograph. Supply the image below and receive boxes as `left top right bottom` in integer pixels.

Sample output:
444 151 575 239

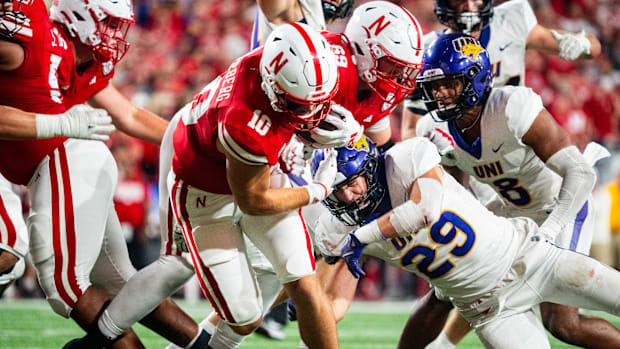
225 151 312 216
89 84 168 145
365 127 391 148
0 39 24 71
401 106 424 141
353 166 445 243
257 0 298 24
526 24 601 59
522 109 596 234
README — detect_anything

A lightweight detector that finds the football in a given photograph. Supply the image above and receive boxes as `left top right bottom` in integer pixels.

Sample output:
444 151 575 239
295 117 339 145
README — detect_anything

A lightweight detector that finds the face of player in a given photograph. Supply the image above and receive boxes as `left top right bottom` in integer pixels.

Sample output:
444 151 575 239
334 175 368 204
446 0 485 36
447 0 485 16
429 77 464 110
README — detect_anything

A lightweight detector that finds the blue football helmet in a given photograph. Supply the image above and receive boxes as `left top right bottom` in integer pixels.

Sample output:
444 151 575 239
416 33 492 122
434 0 493 34
310 136 385 226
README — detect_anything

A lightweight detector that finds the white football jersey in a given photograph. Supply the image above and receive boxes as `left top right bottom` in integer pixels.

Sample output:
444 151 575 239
313 138 526 301
423 0 537 87
251 0 326 49
416 86 560 222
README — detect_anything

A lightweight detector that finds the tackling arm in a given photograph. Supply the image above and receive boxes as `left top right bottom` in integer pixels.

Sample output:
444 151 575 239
353 165 445 244
522 109 596 237
526 24 601 60
89 84 168 145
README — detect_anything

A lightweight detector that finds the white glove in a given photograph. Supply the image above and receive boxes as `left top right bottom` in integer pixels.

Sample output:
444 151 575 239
305 149 338 204
36 104 115 141
426 128 457 166
306 104 364 148
551 29 591 60
279 135 312 176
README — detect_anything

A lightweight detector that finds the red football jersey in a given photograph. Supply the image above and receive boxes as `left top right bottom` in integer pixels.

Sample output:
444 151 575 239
172 48 295 194
0 0 111 184
323 32 399 129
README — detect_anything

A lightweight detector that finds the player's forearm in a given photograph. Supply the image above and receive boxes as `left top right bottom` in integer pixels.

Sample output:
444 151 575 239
0 106 37 139
235 187 311 215
115 107 168 145
543 146 596 233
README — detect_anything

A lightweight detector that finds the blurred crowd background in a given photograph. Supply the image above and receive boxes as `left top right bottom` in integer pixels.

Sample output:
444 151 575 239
6 0 620 304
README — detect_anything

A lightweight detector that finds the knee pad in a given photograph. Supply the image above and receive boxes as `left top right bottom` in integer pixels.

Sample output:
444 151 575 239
35 256 76 318
27 213 54 265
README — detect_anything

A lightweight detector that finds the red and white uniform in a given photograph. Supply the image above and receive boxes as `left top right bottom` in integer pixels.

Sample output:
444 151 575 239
169 48 316 326
326 32 396 133
0 0 134 317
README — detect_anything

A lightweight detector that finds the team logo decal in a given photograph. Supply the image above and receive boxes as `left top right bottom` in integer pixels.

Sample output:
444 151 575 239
346 135 369 152
452 37 484 62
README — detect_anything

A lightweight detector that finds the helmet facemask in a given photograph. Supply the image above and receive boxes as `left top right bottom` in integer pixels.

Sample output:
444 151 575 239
324 155 384 226
435 0 493 34
366 44 422 104
93 14 132 63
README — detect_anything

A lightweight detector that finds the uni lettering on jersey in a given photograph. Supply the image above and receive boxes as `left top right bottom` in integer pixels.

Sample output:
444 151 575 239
216 59 240 102
368 16 391 36
472 161 504 179
492 61 501 78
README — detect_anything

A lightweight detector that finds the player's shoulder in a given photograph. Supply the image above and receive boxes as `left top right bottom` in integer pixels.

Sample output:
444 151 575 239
385 137 440 179
487 86 543 137
492 0 537 35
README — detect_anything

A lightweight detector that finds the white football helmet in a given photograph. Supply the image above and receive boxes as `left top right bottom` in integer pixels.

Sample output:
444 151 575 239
50 0 134 64
260 22 339 131
344 1 423 104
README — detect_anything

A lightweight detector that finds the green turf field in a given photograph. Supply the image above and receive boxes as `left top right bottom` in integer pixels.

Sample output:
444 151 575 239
1 299 619 348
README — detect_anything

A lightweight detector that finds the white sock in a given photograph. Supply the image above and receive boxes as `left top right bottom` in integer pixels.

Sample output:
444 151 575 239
426 331 456 349
299 340 309 349
209 321 247 349
97 309 125 340
199 318 216 335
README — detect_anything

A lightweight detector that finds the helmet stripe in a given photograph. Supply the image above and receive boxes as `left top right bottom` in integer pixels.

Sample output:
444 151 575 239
398 5 423 57
289 22 323 91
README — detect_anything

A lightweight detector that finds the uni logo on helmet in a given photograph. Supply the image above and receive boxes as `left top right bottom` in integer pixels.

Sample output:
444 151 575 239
452 36 484 62
346 135 370 152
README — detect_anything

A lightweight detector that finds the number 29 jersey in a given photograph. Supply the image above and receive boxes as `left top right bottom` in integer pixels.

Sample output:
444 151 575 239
416 86 559 219
314 137 525 301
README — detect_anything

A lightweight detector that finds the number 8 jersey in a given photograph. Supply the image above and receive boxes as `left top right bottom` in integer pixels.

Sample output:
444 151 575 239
416 86 560 219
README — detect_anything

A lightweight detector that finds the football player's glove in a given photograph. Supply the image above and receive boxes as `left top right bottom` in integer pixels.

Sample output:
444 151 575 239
551 30 591 60
341 233 366 279
36 104 115 141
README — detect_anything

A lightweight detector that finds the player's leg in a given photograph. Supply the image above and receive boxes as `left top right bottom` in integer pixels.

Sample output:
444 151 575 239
92 209 204 348
426 310 471 349
397 290 453 349
28 140 143 348
170 176 263 336
539 201 620 347
242 209 338 349
0 174 29 295
537 246 620 347
475 310 550 349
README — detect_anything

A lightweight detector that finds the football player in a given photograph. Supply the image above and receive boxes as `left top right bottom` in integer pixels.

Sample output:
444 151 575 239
312 134 620 349
0 0 207 348
401 0 601 140
166 23 341 349
409 33 620 349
